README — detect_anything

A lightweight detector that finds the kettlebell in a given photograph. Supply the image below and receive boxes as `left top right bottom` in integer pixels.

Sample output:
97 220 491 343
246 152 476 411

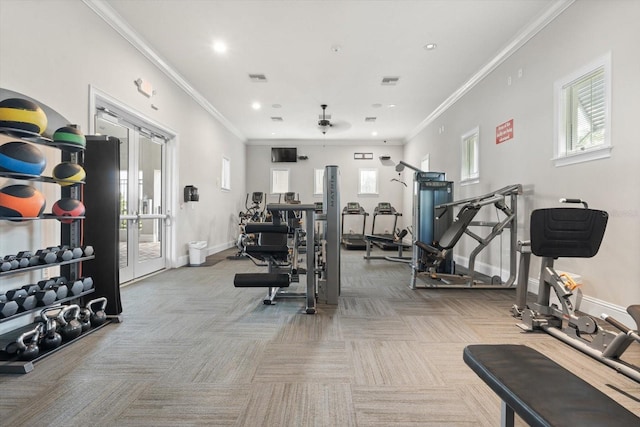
58 304 82 342
40 306 64 350
16 325 41 361
78 306 91 332
41 317 62 350
87 297 108 327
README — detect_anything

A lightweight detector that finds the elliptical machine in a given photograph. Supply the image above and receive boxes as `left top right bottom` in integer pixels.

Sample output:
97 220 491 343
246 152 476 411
517 198 640 382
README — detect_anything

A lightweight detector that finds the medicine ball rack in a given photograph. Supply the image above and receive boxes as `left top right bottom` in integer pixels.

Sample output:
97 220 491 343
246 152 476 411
0 89 120 374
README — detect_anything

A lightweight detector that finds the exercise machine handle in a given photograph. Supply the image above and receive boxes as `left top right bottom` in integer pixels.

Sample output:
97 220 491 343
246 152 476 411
601 313 632 334
560 198 589 209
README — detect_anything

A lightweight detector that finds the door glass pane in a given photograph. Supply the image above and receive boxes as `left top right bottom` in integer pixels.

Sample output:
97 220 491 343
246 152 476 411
138 134 163 261
95 115 130 269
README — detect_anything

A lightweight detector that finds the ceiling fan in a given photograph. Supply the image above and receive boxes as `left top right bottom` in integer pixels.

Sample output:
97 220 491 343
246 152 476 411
317 104 351 135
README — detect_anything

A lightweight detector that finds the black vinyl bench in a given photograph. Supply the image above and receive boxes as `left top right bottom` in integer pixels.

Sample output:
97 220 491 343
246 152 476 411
463 344 639 427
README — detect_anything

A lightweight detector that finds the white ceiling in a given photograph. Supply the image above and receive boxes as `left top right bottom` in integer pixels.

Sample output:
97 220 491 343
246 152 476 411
98 0 567 144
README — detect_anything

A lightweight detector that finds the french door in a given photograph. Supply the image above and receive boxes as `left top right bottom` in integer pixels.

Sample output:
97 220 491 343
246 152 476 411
95 115 168 283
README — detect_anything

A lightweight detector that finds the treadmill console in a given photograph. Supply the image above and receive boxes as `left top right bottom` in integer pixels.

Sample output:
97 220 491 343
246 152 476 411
344 202 363 214
376 202 394 214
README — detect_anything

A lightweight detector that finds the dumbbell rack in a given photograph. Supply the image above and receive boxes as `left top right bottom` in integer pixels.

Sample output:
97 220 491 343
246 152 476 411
0 90 110 374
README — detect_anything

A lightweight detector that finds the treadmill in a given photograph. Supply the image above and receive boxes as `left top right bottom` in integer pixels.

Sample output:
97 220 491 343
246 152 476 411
341 202 369 250
370 202 403 250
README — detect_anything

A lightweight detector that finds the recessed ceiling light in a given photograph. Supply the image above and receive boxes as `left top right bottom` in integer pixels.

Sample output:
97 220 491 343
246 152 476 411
372 131 378 136
424 43 437 50
388 104 397 108
212 40 227 54
251 102 261 110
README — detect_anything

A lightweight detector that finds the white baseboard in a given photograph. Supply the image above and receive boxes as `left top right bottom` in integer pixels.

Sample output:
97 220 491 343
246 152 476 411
177 241 235 267
454 255 635 327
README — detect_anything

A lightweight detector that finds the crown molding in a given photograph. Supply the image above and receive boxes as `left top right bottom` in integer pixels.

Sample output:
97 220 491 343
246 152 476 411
405 0 575 142
82 0 246 142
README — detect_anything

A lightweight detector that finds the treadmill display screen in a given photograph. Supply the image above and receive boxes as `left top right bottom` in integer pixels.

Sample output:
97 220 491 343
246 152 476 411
378 202 392 212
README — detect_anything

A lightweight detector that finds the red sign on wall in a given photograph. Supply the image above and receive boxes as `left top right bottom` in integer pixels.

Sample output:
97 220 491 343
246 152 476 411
496 119 514 144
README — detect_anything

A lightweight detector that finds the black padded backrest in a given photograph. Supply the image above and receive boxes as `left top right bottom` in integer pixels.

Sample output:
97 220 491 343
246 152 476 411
530 208 608 258
438 205 480 249
258 232 288 246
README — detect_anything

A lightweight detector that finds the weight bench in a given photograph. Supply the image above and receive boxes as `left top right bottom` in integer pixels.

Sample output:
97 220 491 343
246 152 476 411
463 344 639 427
234 223 291 289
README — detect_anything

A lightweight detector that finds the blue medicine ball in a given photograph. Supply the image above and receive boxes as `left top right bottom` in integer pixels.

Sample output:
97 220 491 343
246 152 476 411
0 141 46 176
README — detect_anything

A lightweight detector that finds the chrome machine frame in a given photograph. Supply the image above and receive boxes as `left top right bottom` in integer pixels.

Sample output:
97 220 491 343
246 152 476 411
411 183 522 289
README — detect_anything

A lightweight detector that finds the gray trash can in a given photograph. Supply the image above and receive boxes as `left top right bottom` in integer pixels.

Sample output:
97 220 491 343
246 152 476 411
188 241 207 266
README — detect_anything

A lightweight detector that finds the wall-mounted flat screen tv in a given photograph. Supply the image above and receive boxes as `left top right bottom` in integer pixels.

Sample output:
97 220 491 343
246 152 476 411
271 147 297 162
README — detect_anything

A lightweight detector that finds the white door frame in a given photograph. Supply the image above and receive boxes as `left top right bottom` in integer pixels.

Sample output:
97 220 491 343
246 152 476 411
89 85 178 280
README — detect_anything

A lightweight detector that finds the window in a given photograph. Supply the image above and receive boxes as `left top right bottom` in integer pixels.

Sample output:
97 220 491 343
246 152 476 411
461 127 479 183
221 157 230 191
358 168 378 195
271 168 289 194
314 168 324 195
421 154 430 172
554 53 611 167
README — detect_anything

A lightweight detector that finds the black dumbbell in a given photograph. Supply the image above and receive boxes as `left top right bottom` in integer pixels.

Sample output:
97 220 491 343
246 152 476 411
2 255 19 270
34 248 57 265
15 251 32 268
6 288 28 301
54 247 73 262
68 279 84 296
50 276 69 300
78 276 94 292
5 289 36 313
0 299 19 318
35 289 57 307
20 285 39 312
37 279 55 290
21 284 39 295
63 246 84 259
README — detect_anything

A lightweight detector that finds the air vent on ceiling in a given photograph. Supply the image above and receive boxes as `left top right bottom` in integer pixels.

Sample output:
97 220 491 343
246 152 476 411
248 73 267 82
365 117 377 122
381 76 400 86
271 117 284 122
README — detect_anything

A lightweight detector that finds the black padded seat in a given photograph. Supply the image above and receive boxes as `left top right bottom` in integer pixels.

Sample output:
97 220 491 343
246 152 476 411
530 208 608 258
463 344 639 427
234 273 290 288
244 223 288 234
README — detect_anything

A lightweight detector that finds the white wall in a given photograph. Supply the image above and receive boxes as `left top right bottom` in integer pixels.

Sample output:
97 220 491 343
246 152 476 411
246 141 406 232
404 0 640 315
0 0 247 267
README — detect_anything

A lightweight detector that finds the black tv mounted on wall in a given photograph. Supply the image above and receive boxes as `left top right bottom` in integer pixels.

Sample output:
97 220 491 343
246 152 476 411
271 147 297 162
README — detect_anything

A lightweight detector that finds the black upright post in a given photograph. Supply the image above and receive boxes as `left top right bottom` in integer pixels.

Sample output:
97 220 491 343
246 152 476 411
81 135 122 315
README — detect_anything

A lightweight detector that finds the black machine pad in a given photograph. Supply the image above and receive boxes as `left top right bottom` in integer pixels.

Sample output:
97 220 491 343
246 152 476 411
530 208 608 258
463 344 639 427
233 273 290 288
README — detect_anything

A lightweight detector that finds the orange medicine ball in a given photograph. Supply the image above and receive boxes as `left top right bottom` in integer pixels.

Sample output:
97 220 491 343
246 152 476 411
0 185 46 220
